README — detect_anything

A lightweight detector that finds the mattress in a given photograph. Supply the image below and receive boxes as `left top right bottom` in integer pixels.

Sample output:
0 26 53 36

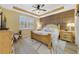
33 31 51 35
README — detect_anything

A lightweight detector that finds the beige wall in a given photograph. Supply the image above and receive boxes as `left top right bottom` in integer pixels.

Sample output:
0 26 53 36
2 8 38 33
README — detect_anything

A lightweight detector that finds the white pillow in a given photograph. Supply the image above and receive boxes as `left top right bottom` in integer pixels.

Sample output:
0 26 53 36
42 27 59 32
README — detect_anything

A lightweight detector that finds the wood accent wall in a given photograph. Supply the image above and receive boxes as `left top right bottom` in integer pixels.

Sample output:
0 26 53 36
40 9 75 30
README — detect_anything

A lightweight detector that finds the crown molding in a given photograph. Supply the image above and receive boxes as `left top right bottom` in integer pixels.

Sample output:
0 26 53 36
39 6 64 16
13 6 40 17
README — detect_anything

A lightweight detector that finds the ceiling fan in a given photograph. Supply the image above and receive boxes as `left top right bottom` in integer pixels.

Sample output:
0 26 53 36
32 4 47 12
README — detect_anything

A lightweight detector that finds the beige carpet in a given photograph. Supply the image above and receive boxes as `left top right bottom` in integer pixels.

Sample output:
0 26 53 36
13 37 78 54
13 39 38 54
64 42 78 54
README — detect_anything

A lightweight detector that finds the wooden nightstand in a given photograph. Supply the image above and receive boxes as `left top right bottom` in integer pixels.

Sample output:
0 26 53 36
59 30 75 43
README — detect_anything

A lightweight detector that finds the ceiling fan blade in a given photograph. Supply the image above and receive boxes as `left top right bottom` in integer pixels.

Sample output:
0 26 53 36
32 5 37 8
40 9 47 11
32 9 37 11
41 4 45 7
13 6 39 16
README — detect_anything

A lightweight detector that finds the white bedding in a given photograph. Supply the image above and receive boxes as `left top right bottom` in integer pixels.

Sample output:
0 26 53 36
33 24 60 53
33 31 50 35
33 30 59 38
33 25 59 44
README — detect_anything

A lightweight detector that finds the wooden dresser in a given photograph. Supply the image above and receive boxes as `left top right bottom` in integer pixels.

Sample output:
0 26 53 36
60 30 75 43
0 30 13 54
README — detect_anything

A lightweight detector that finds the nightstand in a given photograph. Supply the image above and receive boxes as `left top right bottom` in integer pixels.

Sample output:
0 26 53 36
59 30 75 43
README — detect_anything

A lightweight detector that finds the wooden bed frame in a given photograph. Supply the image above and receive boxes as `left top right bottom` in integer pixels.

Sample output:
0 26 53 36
31 31 52 49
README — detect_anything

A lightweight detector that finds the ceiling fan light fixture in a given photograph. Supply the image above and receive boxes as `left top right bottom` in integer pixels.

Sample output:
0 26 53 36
32 4 47 14
32 4 45 8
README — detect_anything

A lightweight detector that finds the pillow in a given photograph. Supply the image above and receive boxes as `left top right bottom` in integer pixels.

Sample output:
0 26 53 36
42 27 48 31
42 27 58 32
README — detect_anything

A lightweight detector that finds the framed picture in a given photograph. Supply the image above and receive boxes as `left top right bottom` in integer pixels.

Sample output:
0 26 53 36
0 12 8 30
0 12 2 28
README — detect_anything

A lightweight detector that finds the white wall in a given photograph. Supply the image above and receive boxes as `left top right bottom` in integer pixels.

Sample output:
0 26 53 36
75 5 79 46
75 16 79 46
75 15 79 53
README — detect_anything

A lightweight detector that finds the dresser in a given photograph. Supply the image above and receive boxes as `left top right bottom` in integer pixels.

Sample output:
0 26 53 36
60 30 75 43
0 30 13 54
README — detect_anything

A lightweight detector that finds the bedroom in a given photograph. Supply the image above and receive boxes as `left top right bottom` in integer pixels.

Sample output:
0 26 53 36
0 4 78 54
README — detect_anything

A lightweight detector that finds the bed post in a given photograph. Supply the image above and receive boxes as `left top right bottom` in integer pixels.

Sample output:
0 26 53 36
48 33 52 49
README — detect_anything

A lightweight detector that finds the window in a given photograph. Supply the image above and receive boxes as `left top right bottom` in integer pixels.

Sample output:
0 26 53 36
19 15 35 30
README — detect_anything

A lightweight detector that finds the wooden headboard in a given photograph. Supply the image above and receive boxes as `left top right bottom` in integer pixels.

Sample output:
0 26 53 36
43 24 60 30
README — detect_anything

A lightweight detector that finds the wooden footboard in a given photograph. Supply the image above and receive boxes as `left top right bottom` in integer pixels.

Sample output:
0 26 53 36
31 31 52 49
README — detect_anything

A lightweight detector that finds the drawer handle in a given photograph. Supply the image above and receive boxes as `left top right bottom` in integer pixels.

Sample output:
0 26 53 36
64 37 67 38
64 34 67 36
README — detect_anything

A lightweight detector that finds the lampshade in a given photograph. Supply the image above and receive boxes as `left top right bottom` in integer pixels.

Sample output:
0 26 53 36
67 23 75 27
36 21 42 30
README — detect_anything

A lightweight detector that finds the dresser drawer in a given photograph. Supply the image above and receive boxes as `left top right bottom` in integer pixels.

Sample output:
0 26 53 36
60 31 74 42
62 37 73 42
60 34 72 39
60 32 72 37
64 35 72 38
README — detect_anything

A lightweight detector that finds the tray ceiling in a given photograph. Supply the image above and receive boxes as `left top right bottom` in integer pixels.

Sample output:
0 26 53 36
0 4 75 18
